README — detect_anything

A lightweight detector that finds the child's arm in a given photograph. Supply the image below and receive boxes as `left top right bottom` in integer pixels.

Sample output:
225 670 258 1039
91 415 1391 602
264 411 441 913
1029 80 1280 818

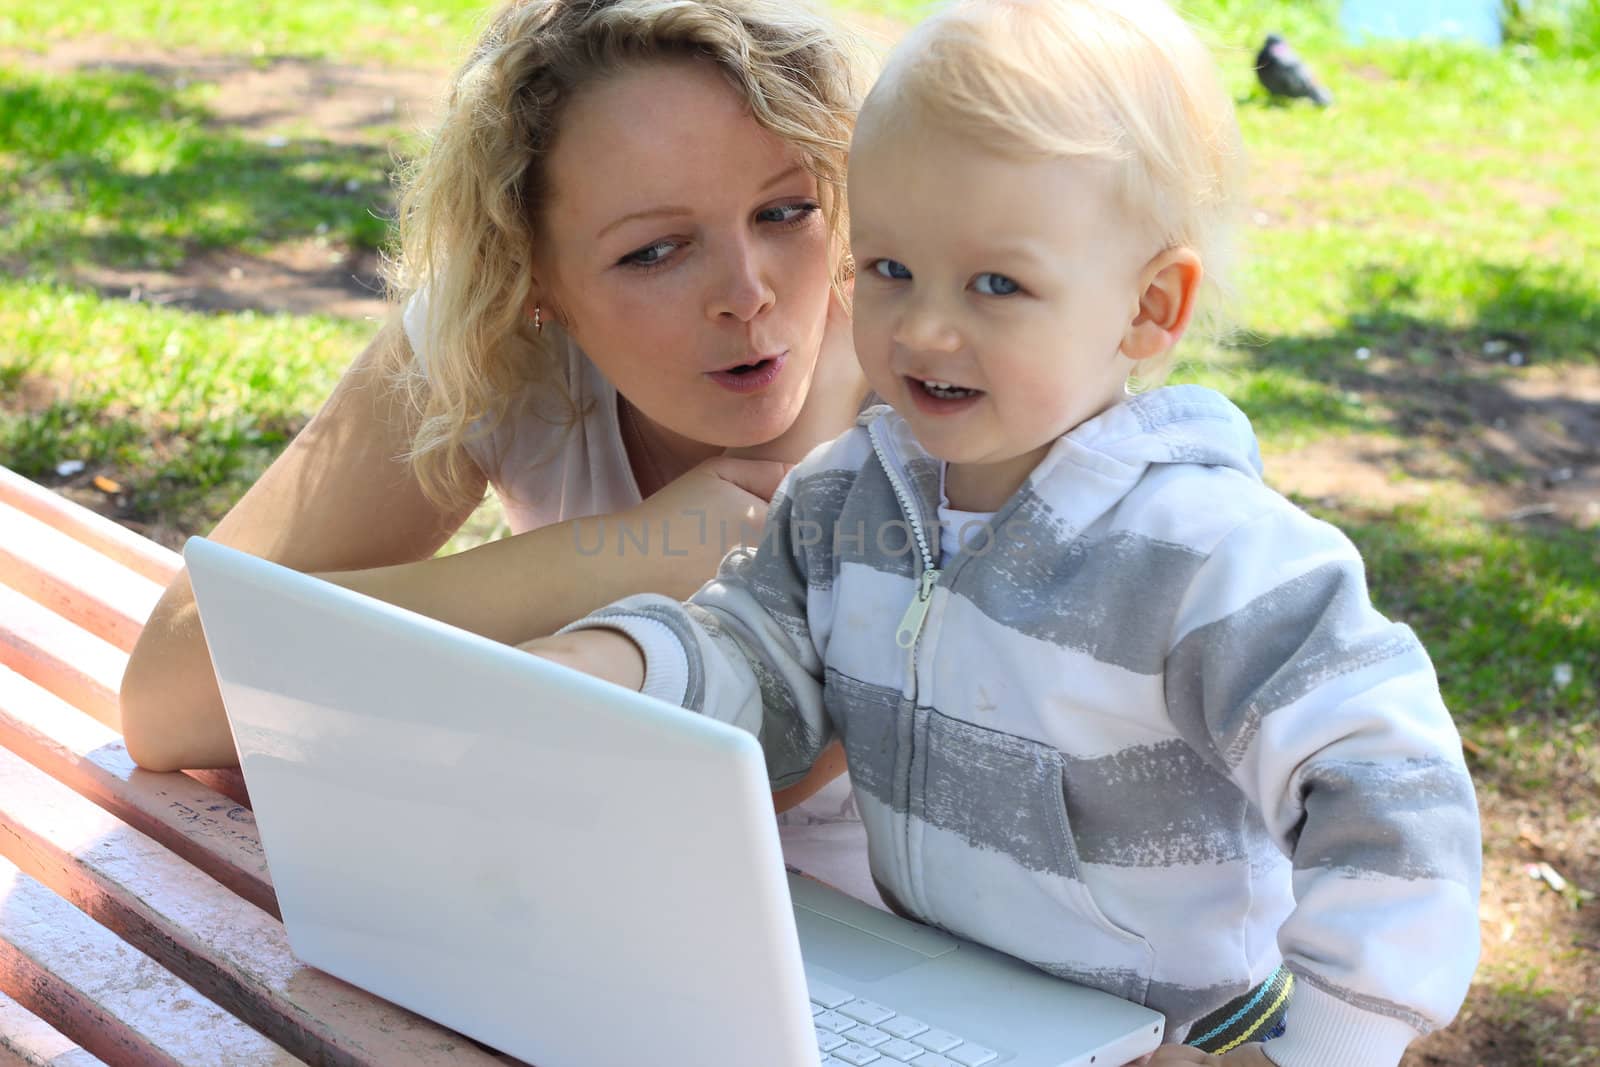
533 435 856 788
1167 505 1481 1067
517 628 645 692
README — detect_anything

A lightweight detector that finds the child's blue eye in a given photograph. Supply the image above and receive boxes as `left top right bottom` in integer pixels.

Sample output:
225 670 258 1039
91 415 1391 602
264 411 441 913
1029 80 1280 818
974 273 1020 296
871 259 912 281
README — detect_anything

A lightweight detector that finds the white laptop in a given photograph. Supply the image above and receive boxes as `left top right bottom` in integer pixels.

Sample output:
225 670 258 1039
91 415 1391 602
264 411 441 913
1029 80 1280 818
184 536 1165 1067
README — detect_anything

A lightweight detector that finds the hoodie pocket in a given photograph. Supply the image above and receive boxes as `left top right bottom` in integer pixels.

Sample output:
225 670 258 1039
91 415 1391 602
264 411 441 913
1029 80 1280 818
913 709 1154 1003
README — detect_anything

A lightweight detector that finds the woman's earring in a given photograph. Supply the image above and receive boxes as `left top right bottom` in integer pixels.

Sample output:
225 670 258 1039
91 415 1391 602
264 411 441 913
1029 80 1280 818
532 306 543 334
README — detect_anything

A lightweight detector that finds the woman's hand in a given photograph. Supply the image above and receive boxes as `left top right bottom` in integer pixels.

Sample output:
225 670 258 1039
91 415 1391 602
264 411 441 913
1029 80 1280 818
729 282 866 466
1133 1043 1275 1066
518 629 647 692
616 455 793 593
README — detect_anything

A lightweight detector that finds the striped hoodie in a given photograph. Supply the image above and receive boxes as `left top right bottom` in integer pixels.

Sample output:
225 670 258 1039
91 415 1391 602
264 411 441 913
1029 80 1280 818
563 385 1481 1067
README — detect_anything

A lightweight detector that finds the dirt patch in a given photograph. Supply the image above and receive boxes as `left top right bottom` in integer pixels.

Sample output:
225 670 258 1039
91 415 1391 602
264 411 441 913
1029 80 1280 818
3 37 441 319
1267 361 1600 529
3 36 444 144
74 240 390 320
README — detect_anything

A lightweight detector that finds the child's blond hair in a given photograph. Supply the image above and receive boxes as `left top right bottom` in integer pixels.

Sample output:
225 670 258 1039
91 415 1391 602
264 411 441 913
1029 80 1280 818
860 0 1245 378
385 0 870 512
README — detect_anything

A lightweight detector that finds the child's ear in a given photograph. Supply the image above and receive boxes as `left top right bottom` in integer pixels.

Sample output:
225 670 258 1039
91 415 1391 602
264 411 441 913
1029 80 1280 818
1122 248 1203 362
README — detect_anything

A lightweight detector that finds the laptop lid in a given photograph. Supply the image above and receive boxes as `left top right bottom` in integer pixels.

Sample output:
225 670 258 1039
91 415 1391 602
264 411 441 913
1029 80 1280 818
184 536 818 1066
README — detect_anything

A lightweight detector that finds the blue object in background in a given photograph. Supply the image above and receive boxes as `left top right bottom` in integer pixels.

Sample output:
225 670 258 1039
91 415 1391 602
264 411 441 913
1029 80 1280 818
1340 0 1504 46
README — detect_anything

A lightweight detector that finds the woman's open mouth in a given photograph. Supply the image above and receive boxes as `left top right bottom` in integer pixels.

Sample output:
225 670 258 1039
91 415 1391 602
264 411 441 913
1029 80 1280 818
707 354 786 393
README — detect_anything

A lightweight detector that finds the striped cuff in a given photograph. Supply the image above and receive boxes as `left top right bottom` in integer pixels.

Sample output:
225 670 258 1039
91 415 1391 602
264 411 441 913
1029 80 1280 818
556 615 690 707
1187 966 1293 1053
1262 981 1419 1067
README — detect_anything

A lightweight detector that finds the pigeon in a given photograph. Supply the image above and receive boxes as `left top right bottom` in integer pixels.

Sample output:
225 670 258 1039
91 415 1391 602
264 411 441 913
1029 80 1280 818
1255 33 1333 107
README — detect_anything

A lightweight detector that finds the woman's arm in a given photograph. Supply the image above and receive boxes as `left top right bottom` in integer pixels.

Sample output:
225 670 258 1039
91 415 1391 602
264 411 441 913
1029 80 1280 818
327 454 791 646
121 323 794 770
120 320 482 770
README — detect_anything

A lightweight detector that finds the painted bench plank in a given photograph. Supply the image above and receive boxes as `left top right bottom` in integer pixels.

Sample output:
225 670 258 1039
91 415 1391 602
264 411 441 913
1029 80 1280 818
0 585 123 731
0 745 516 1067
0 501 165 654
0 857 303 1067
176 766 252 808
0 468 180 587
0 988 109 1067
0 570 250 807
0 664 276 917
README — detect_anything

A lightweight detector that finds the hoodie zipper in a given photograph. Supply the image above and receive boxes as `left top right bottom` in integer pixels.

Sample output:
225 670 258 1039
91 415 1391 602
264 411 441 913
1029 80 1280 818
868 418 941 920
867 421 942 662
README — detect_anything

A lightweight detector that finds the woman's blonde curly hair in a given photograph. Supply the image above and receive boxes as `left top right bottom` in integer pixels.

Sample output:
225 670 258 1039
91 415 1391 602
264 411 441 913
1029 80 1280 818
384 0 869 512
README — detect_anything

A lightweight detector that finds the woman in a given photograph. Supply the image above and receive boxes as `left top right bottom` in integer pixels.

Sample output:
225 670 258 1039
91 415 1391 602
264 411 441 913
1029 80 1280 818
119 0 872 836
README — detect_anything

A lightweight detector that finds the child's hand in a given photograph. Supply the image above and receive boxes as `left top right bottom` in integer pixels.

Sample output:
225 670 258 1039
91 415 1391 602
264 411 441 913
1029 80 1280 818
518 629 646 693
1132 1043 1275 1066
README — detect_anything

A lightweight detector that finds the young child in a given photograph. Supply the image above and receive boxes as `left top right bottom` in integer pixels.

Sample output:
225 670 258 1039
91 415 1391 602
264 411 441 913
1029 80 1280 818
523 1 1482 1063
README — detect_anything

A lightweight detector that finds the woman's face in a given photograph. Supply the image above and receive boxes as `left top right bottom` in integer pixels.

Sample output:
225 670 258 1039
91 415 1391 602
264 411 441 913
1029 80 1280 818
535 58 835 462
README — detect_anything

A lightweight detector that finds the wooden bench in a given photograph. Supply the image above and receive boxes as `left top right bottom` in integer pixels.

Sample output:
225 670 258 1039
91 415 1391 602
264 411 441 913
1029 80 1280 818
0 466 523 1066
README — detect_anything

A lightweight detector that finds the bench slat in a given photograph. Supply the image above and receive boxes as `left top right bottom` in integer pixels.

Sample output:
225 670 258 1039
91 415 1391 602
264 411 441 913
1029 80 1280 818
0 501 165 654
0 664 276 917
0 586 123 730
0 857 304 1067
0 581 246 805
0 988 109 1067
0 468 180 587
181 766 252 808
0 745 517 1067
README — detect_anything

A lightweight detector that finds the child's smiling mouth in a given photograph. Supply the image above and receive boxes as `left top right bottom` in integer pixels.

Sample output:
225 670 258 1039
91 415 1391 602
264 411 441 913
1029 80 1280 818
919 378 982 399
908 376 985 414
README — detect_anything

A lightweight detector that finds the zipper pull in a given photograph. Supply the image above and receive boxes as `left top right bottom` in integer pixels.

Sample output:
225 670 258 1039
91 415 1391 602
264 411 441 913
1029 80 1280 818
895 567 940 649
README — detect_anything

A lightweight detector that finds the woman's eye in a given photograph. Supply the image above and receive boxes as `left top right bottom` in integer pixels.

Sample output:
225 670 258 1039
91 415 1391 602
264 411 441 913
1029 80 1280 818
973 273 1020 296
870 259 912 281
619 240 681 269
758 202 819 225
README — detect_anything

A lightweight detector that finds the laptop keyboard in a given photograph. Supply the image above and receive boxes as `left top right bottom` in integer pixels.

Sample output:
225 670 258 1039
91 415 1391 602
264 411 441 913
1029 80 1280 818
809 977 1000 1066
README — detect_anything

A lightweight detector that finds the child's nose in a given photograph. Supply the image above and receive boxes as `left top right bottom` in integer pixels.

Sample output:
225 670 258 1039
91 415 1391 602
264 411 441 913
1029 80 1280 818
891 298 962 353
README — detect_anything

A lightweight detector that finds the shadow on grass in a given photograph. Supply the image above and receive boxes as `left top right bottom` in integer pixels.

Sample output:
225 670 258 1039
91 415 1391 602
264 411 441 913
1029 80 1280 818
0 67 396 277
1219 259 1600 520
1252 259 1600 378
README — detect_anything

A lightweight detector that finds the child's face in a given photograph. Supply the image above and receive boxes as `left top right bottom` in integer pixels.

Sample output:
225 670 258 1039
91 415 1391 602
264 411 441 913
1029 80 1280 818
849 117 1159 510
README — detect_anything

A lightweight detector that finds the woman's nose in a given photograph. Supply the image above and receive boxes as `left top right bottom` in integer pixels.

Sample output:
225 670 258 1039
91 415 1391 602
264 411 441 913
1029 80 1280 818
709 238 776 323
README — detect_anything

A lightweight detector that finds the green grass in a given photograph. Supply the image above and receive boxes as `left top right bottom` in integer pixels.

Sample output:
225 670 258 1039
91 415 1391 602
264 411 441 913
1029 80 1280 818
1335 500 1600 727
0 282 367 525
1 66 398 276
1504 0 1600 59
0 0 492 67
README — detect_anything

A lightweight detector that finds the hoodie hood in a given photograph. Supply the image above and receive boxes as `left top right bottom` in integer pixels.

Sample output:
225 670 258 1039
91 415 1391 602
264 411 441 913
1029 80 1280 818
1043 384 1264 481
